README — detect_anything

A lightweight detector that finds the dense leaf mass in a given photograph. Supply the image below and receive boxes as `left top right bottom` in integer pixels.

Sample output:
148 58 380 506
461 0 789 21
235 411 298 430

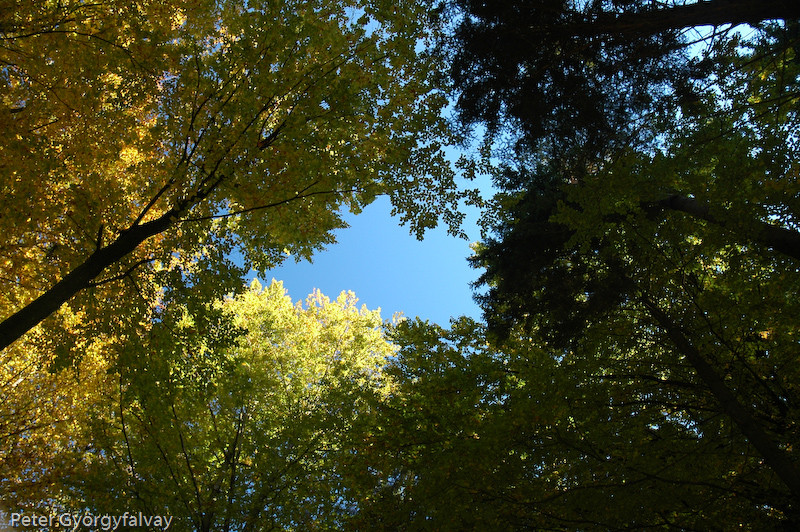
356 318 794 529
0 0 467 350
461 1 800 527
4 1 800 530
449 0 706 161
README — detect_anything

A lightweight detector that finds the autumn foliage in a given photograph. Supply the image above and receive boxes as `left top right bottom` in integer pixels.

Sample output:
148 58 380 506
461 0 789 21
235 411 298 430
3 0 800 530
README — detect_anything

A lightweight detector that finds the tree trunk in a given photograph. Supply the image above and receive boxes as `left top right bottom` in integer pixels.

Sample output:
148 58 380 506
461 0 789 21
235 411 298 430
652 194 800 262
0 212 175 351
586 0 800 37
642 297 800 503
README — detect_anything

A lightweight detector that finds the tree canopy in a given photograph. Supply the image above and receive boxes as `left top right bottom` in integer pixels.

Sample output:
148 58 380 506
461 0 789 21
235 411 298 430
456 0 800 525
4 0 800 529
351 317 794 529
2 280 397 531
0 0 468 350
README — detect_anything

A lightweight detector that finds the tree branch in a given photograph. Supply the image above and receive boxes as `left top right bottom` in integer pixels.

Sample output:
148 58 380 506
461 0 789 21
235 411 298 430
179 183 355 223
0 211 177 351
650 194 800 261
87 258 155 288
582 0 800 37
640 295 800 502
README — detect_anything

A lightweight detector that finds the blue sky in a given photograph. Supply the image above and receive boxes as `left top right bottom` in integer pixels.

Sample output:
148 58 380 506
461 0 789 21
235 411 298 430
261 193 487 325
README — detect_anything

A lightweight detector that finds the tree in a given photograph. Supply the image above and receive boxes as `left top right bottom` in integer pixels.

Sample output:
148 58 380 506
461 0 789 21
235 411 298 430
0 0 468 351
18 280 395 531
449 0 800 162
451 0 800 523
349 317 791 529
0 323 113 511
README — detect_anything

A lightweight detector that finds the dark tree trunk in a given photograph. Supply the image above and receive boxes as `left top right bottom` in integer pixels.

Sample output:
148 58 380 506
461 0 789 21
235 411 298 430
642 297 800 503
585 0 800 37
0 212 176 351
651 194 800 262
